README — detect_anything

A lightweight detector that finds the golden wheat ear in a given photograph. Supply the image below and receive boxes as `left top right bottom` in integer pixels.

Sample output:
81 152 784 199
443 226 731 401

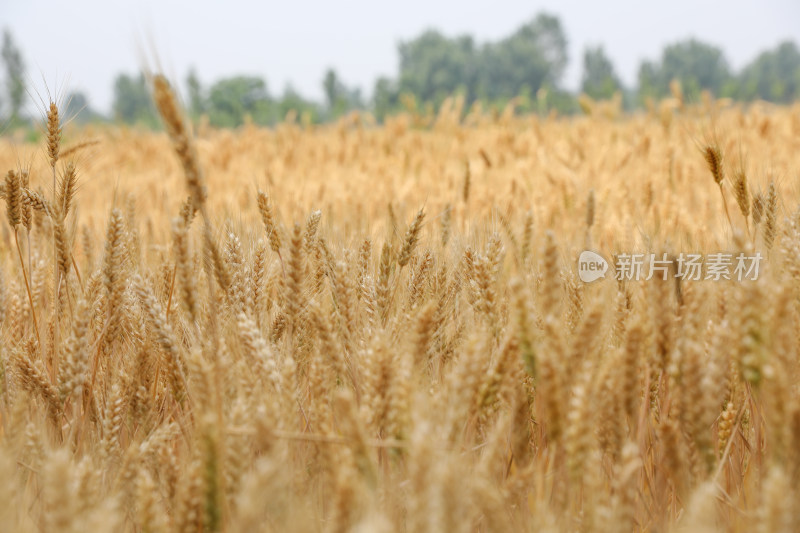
398 208 425 268
732 156 751 230
703 143 735 232
151 74 207 211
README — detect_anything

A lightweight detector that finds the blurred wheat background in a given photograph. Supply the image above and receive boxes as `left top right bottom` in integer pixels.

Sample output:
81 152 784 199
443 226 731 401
0 81 799 532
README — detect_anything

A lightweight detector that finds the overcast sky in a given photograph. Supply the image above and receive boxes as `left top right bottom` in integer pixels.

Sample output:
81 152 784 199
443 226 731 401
4 0 800 114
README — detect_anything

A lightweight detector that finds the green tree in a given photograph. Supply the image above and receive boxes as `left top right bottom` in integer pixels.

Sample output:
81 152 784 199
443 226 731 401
637 39 731 102
737 41 800 103
323 69 342 113
186 68 206 119
2 28 26 125
64 90 104 125
112 73 157 126
372 76 399 121
322 68 363 120
637 60 660 103
395 13 567 111
277 84 320 124
207 76 273 127
476 13 568 102
581 45 622 100
397 30 477 106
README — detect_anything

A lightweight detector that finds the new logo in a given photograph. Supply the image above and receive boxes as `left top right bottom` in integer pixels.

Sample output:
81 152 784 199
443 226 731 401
578 250 608 283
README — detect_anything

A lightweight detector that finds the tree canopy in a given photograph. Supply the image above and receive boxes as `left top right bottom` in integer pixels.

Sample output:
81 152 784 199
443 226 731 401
638 39 732 102
736 41 800 103
581 45 622 100
2 28 26 125
395 13 568 111
4 15 800 131
207 76 272 127
322 68 363 120
112 73 157 126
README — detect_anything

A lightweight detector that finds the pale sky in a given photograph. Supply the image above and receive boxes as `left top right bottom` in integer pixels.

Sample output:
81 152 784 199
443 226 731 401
4 0 800 114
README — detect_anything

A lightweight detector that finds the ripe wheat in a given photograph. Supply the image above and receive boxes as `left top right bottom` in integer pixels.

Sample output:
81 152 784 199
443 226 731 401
0 89 799 532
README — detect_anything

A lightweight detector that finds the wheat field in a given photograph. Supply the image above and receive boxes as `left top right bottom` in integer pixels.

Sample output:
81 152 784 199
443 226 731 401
0 81 799 532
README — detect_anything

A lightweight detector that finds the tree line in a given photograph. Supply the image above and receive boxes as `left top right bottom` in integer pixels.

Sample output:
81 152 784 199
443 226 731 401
2 14 800 129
